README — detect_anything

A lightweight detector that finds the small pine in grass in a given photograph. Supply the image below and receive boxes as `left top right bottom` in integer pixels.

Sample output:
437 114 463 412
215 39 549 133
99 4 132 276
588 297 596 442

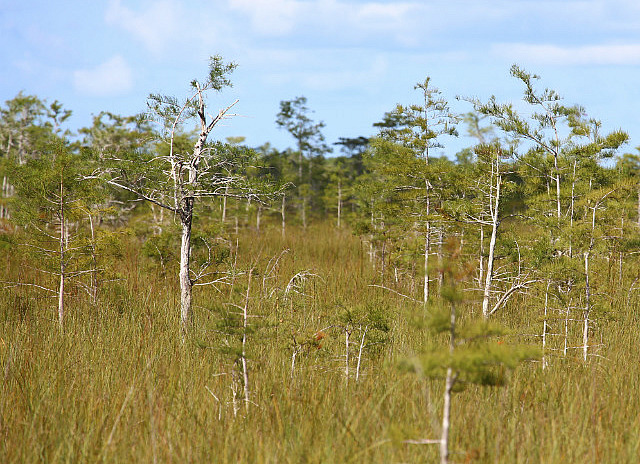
399 237 540 464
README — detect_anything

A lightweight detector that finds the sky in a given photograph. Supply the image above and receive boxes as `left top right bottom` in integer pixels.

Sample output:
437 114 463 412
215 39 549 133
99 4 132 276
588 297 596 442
2 0 640 157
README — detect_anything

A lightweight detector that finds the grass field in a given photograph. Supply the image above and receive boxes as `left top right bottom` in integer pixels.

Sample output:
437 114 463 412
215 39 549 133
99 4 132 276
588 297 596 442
2 222 640 463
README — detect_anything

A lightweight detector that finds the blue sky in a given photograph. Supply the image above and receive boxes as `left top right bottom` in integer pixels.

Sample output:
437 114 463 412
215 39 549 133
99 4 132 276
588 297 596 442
2 0 640 156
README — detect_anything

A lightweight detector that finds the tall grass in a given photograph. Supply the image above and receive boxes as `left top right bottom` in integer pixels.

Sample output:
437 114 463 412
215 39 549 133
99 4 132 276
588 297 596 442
2 222 640 463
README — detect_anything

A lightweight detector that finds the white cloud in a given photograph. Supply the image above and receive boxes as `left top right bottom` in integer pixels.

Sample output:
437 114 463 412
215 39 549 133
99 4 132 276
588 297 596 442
105 0 183 54
493 43 640 65
73 55 133 96
228 0 426 44
228 0 301 36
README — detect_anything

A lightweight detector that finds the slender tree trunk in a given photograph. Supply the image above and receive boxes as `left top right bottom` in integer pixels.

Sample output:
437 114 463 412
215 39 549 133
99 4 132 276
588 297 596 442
637 187 640 228
222 185 228 224
424 177 431 306
569 160 577 257
542 280 550 370
437 228 443 290
563 297 571 357
424 227 430 306
58 173 65 331
620 217 624 283
355 326 368 382
241 270 252 414
302 197 307 229
583 201 599 361
179 201 193 332
281 194 286 239
583 251 591 362
344 327 351 382
245 197 251 228
479 225 484 287
88 212 98 304
555 165 561 220
1 176 8 219
440 302 456 464
482 172 501 318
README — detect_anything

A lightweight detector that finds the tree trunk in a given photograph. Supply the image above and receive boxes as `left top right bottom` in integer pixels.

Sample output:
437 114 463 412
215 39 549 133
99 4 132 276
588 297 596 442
569 160 577 257
281 195 286 240
179 202 193 332
583 251 591 362
58 173 65 331
440 301 456 464
424 176 431 306
542 280 550 370
88 212 98 304
344 328 350 381
437 228 443 290
637 187 640 228
302 197 307 229
478 225 484 287
554 152 561 221
222 185 228 224
482 173 501 318
241 270 252 414
423 227 430 306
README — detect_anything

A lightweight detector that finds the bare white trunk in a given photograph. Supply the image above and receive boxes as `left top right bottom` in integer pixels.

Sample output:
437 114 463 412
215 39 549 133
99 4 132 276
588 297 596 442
58 266 65 331
583 251 591 362
482 173 501 318
221 185 228 224
563 299 571 357
620 217 624 283
241 270 252 414
281 195 286 239
345 328 350 381
423 227 430 306
542 281 550 369
302 197 307 229
569 160 577 257
637 188 640 228
440 367 453 464
437 229 443 290
1 176 9 219
554 152 561 221
355 326 368 382
58 173 65 331
440 302 456 464
179 211 193 332
290 346 298 381
478 225 484 286
88 212 98 304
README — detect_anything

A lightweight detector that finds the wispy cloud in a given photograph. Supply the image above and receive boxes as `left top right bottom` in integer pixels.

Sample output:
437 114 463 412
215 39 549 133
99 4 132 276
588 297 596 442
228 0 426 46
73 55 133 96
493 43 640 65
105 0 185 55
260 52 390 92
228 0 301 36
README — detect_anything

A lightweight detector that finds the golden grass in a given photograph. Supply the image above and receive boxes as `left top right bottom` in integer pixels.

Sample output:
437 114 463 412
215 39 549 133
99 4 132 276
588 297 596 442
2 222 639 463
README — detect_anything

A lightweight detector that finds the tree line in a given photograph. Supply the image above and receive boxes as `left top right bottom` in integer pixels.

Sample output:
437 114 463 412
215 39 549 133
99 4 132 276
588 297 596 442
3 56 640 462
2 56 639 350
